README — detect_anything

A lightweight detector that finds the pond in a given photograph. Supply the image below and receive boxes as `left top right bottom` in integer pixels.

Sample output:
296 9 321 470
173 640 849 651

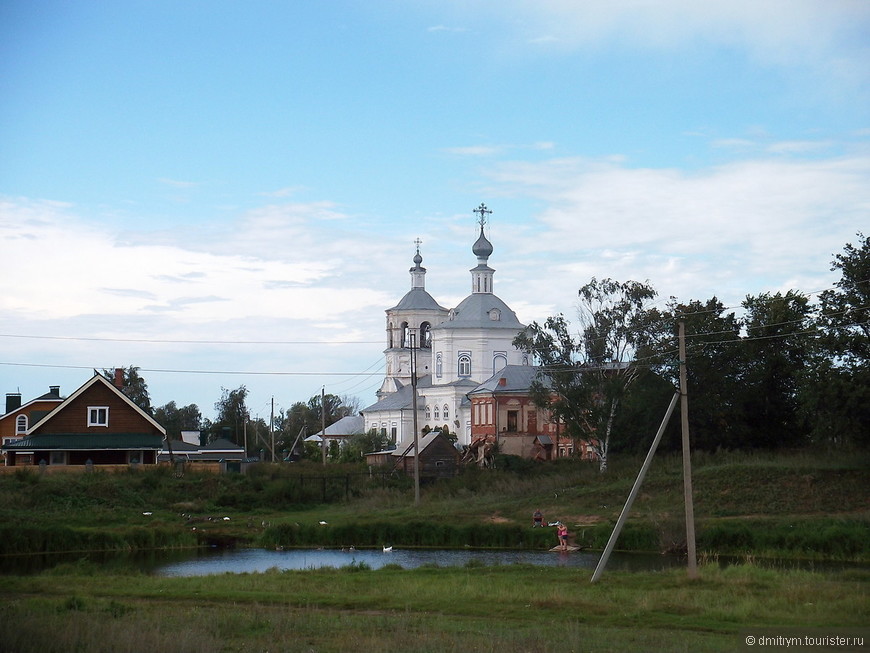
1 546 860 577
154 547 678 577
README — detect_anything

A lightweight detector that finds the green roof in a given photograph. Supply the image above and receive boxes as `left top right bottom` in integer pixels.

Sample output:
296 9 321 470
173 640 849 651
2 433 163 451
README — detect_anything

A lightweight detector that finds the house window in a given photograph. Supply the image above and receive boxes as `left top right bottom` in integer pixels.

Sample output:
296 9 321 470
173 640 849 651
443 405 449 420
16 415 27 434
458 353 471 377
88 406 109 427
50 451 65 465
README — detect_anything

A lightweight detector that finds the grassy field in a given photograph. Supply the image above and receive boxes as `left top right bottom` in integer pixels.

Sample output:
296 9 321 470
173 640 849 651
0 562 867 652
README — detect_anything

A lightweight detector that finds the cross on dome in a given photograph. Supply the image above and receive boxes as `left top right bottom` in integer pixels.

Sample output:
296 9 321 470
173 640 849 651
473 203 492 228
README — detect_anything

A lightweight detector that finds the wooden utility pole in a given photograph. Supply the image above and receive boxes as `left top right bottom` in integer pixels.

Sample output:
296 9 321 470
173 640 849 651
591 391 679 583
321 386 327 466
411 332 420 505
679 321 699 579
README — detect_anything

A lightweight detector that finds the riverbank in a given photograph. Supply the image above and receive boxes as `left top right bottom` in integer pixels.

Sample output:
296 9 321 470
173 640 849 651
0 562 866 652
0 449 867 561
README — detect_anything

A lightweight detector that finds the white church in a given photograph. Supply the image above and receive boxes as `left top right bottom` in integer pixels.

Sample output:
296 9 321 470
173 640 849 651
361 204 531 446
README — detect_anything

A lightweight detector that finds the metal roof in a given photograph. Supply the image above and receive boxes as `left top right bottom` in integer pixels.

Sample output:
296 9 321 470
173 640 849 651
432 293 524 331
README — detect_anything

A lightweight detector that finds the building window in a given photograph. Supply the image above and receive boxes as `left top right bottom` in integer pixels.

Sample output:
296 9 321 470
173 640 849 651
443 405 449 420
50 451 65 465
458 353 471 377
88 406 109 427
489 308 501 321
420 322 431 348
16 415 27 434
435 353 443 378
434 406 440 420
425 405 431 420
493 353 507 374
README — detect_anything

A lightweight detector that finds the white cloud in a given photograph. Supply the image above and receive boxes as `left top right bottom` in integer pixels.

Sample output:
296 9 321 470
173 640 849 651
482 151 870 317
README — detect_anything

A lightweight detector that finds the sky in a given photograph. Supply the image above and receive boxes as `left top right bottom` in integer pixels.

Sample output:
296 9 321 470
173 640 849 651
1 1 868 422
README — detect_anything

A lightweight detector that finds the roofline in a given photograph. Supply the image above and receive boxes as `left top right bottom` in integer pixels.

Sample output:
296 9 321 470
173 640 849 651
0 396 64 422
27 374 167 436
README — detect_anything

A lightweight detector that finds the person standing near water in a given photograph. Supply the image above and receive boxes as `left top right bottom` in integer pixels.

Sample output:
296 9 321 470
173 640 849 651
533 508 543 528
557 522 569 551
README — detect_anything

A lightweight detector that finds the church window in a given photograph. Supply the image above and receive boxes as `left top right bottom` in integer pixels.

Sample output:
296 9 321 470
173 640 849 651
435 353 443 378
400 322 409 348
443 404 449 420
425 405 431 420
493 353 507 374
489 308 500 321
16 415 27 433
420 322 431 348
434 406 440 420
458 353 471 377
388 322 394 348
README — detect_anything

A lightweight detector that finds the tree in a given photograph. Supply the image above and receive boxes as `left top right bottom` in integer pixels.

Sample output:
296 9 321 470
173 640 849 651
209 386 249 445
805 233 870 447
153 401 202 440
740 290 814 448
513 278 658 471
650 297 747 451
102 365 151 413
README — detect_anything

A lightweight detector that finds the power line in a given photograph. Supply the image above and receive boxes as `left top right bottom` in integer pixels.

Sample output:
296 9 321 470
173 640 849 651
0 334 381 345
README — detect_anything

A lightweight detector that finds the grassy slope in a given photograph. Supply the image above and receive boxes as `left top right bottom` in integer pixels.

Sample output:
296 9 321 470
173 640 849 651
0 449 867 558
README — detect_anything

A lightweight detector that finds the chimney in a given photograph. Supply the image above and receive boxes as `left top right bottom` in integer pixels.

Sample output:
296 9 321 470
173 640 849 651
49 386 60 397
114 368 124 389
498 377 507 386
5 393 22 414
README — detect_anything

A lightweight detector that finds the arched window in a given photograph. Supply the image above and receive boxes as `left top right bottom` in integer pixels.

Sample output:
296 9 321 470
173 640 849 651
16 415 27 434
493 353 507 374
425 405 431 420
400 322 409 348
443 405 449 420
420 322 431 349
435 353 443 378
458 353 471 377
434 406 440 420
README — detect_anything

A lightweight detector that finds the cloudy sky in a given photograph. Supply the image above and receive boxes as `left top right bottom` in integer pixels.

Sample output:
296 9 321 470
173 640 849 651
1 1 868 420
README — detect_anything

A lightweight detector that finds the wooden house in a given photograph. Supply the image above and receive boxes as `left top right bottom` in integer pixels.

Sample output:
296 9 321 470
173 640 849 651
365 430 459 478
2 372 165 467
1 386 65 454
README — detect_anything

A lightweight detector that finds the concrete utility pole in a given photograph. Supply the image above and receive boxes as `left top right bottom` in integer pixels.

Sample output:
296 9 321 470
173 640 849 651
411 331 420 505
270 397 275 463
679 321 699 579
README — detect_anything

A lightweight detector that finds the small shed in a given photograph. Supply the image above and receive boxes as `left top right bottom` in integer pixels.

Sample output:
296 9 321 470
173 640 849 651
366 430 459 478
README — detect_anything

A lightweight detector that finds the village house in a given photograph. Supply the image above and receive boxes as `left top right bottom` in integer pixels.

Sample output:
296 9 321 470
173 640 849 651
1 386 65 454
2 370 165 467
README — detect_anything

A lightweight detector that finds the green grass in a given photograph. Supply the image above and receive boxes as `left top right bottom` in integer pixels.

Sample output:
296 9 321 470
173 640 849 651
0 449 867 559
0 563 866 652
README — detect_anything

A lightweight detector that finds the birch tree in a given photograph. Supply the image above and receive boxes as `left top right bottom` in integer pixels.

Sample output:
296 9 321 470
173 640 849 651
514 278 658 472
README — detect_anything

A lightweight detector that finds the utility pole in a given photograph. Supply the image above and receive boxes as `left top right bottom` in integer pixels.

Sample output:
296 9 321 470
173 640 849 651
411 331 420 506
270 397 275 463
321 386 327 466
679 321 699 579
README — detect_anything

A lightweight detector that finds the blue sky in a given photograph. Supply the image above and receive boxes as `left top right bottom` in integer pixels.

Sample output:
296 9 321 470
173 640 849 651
2 1 868 421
